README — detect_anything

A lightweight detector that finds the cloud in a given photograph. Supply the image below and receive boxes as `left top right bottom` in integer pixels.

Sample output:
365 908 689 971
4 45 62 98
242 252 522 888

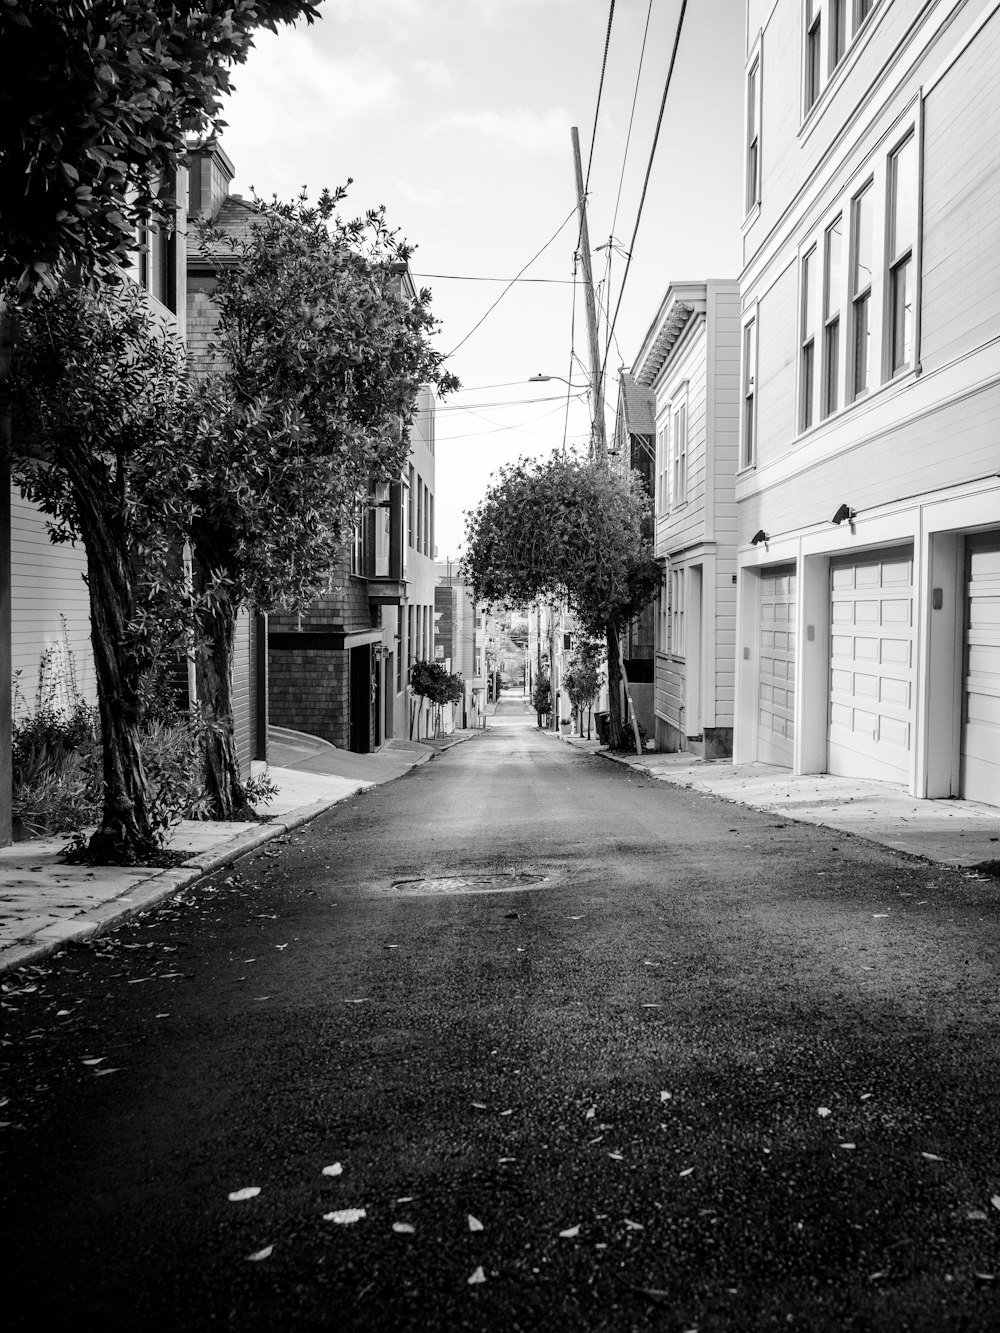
397 181 447 209
411 58 454 90
428 107 572 153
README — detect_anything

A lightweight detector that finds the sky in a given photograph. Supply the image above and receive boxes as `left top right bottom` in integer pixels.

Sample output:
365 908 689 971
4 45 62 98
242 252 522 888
218 0 746 559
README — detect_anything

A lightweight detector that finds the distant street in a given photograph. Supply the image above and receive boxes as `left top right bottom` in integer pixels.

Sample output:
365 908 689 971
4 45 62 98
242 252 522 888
2 695 999 1331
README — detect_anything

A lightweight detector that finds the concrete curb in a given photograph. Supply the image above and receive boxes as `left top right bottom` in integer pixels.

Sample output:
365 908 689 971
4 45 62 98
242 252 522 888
0 793 358 975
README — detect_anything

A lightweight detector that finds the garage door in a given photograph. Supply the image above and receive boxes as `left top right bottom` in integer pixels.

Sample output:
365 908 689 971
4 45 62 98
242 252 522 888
828 546 914 783
961 533 1000 806
758 565 796 765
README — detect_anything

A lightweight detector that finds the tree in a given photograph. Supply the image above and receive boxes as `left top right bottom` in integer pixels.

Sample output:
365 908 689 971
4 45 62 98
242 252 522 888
563 635 604 740
147 189 458 817
0 1 319 292
409 660 463 740
462 455 659 752
530 672 551 729
3 281 187 861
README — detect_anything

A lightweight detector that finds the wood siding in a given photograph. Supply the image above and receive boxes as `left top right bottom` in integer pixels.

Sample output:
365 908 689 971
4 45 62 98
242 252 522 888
921 7 1000 371
10 491 95 719
753 263 796 468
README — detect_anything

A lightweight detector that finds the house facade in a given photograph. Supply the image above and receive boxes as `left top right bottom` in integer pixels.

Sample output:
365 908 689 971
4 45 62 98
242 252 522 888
735 0 1000 807
632 280 741 757
435 559 477 730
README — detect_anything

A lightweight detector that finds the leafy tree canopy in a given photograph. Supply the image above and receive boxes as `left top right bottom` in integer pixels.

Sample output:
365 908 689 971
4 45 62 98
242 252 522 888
410 660 463 708
0 0 319 291
461 455 659 639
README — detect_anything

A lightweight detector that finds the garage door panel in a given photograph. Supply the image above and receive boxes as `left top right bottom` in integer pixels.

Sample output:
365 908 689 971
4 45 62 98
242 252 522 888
828 546 914 783
961 533 1000 805
758 564 796 765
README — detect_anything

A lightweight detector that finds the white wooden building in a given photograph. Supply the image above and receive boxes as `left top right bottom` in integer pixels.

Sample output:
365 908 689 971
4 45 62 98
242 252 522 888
735 0 1000 806
632 280 742 757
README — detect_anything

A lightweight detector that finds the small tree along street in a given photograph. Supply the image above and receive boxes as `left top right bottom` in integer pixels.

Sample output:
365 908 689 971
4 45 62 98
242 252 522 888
2 701 998 1330
462 455 659 750
155 189 458 819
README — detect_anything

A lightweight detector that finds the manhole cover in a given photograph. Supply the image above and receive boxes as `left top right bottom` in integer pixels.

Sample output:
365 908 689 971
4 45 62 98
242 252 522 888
392 873 549 896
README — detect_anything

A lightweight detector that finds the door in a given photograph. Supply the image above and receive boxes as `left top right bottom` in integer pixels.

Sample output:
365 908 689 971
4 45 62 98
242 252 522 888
828 546 914 783
757 564 796 765
961 532 1000 805
349 645 371 753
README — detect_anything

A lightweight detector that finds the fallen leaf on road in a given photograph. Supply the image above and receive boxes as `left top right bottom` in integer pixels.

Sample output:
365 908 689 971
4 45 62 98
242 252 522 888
860 1093 873 1101
229 1187 261 1201
818 1107 832 1117
324 1208 366 1224
468 1215 483 1232
94 1067 120 1076
608 1152 623 1161
393 1222 415 1234
498 1157 516 1164
873 913 889 919
624 1219 644 1230
386 944 399 949
471 1102 487 1110
679 1167 694 1177
468 1266 486 1284
246 1246 273 1261
967 1210 988 1220
921 1152 943 1161
559 1225 581 1238
660 1091 672 1102
840 1143 856 1150
397 1196 414 1202
568 916 583 921
344 999 370 1005
81 1058 104 1066
991 1195 1000 1212
499 1109 513 1116
589 1136 604 1144
641 1003 662 1009
155 1013 169 1019
585 1107 596 1120
322 1163 343 1177
974 1273 995 1282
275 944 288 950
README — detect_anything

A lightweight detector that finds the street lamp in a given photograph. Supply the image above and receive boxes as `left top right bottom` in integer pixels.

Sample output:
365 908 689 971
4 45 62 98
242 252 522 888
528 373 589 388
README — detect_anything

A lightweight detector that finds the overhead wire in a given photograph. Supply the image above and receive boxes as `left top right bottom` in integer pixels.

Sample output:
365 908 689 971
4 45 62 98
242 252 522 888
602 0 689 386
446 203 579 357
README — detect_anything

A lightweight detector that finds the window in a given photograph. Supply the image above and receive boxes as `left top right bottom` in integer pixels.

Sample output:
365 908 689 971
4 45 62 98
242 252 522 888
656 419 670 512
672 402 687 504
829 0 846 71
407 465 415 547
887 132 916 376
805 0 822 111
799 245 818 430
429 493 435 559
856 0 874 26
741 317 757 469
850 182 873 400
416 477 423 552
746 53 761 214
658 571 669 655
822 216 842 417
670 568 686 658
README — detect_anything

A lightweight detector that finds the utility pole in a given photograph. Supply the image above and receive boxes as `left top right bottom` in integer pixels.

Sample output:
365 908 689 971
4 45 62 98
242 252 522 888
571 126 607 464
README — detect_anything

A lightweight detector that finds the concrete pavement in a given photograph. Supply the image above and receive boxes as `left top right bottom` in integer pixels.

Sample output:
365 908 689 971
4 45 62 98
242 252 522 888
547 726 1000 872
0 725 480 975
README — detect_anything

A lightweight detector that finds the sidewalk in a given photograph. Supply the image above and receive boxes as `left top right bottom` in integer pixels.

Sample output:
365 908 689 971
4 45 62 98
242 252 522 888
548 729 1000 872
0 724 481 975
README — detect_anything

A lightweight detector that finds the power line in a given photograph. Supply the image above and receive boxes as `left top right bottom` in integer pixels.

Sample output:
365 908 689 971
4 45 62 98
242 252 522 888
413 273 574 285
436 392 588 413
607 0 653 282
447 204 579 357
603 0 689 382
585 0 617 195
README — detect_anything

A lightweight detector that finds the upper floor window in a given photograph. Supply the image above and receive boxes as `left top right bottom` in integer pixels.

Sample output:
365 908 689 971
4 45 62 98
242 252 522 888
802 0 882 120
656 419 670 513
887 132 916 377
849 181 874 401
805 0 822 111
741 315 757 469
672 401 687 506
822 216 842 418
746 52 761 214
799 245 818 430
670 568 686 659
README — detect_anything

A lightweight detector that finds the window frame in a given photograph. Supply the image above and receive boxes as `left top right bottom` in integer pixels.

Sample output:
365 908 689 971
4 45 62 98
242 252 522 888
744 40 762 218
821 214 843 419
848 178 874 402
799 243 818 432
804 0 823 113
885 129 917 380
672 389 688 507
670 567 686 661
800 0 884 126
739 308 758 471
655 411 671 514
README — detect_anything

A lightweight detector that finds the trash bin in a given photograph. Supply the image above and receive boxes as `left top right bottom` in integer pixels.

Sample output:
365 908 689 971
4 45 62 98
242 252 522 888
594 711 610 745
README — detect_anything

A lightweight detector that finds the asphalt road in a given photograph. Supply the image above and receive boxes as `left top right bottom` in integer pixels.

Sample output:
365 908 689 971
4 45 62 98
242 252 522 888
2 696 999 1332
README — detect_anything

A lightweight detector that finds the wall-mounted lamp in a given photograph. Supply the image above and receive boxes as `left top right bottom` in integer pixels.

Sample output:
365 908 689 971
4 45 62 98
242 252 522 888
750 529 769 545
831 503 856 525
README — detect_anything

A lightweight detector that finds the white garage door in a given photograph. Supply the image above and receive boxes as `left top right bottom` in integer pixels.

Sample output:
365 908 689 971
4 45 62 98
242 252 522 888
758 565 796 766
828 546 914 783
961 533 1000 806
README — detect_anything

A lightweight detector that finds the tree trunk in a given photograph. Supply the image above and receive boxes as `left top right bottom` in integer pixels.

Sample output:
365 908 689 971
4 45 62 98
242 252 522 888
604 619 643 754
64 457 159 862
195 585 252 821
